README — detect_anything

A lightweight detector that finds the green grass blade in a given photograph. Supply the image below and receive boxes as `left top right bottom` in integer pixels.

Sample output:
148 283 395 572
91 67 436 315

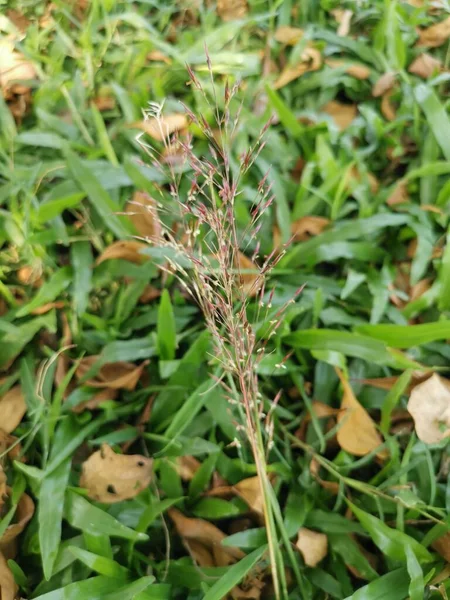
414 84 450 161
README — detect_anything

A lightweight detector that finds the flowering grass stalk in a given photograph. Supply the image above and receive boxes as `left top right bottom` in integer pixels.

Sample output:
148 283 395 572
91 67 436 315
136 63 304 599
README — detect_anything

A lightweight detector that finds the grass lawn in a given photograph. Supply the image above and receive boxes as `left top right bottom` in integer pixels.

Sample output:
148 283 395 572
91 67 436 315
1 0 450 598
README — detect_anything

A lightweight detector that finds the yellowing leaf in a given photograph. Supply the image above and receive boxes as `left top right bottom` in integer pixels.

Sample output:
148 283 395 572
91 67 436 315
325 59 371 80
133 114 188 142
296 528 328 567
76 356 148 391
217 0 248 21
96 240 148 265
0 552 17 600
372 72 396 97
274 26 304 45
417 16 450 48
291 216 330 241
408 53 443 78
322 101 357 130
407 373 450 443
335 368 386 457
126 191 162 240
0 40 36 96
80 444 153 503
274 47 322 89
0 386 26 434
237 252 260 297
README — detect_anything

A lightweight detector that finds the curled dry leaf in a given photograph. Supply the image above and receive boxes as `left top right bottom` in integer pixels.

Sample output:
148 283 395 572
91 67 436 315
237 252 260 297
274 26 304 45
417 16 450 48
372 72 396 97
325 59 371 80
291 216 330 242
0 551 17 600
408 53 443 78
126 191 162 240
31 301 65 315
296 527 328 567
217 0 248 21
335 369 387 458
96 240 149 265
322 101 357 130
387 180 409 206
0 386 26 434
17 265 42 287
76 356 148 391
381 90 396 121
0 490 34 559
274 47 322 89
407 373 450 443
361 371 432 393
80 444 152 503
168 508 245 563
133 114 188 142
332 8 353 36
0 40 36 96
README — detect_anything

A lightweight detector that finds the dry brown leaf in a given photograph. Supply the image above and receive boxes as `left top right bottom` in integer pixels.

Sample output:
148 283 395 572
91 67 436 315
133 114 188 142
346 165 379 194
168 508 245 561
187 539 215 567
387 180 409 206
0 40 36 96
274 26 304 45
6 9 31 32
96 240 149 265
296 528 328 567
407 373 450 443
31 300 64 315
0 432 21 463
322 101 357 130
432 532 450 562
72 388 118 414
336 369 386 457
291 216 330 241
0 490 34 558
76 356 148 391
0 386 26 434
274 47 322 89
217 0 248 20
80 444 152 503
410 278 432 301
0 467 6 510
176 456 201 480
237 252 260 297
233 476 264 517
417 16 450 47
372 72 396 97
332 8 353 36
93 95 116 111
126 191 162 240
325 59 371 80
408 53 443 78
361 371 432 394
381 90 397 121
147 50 171 64
0 551 17 600
139 285 161 304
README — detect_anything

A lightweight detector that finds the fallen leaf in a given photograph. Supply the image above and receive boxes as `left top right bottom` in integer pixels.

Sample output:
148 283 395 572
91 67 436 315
93 95 116 111
176 456 201 480
72 388 118 414
0 467 6 509
31 300 65 315
410 278 432 301
274 47 322 89
147 50 171 64
417 16 450 48
76 356 148 391
0 40 36 96
335 369 386 457
0 431 22 463
387 180 409 206
296 527 328 567
6 9 31 32
0 552 17 600
168 508 245 562
133 114 188 142
0 386 26 434
310 458 340 494
432 533 450 562
381 90 397 121
237 252 260 297
291 216 330 241
17 265 42 287
332 8 353 36
216 0 247 21
346 165 379 194
408 53 443 78
407 373 450 443
322 101 357 130
325 59 371 80
96 240 149 265
274 26 304 45
0 490 34 559
372 72 396 97
139 285 161 304
126 191 162 240
233 476 265 518
80 444 153 503
361 371 432 393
